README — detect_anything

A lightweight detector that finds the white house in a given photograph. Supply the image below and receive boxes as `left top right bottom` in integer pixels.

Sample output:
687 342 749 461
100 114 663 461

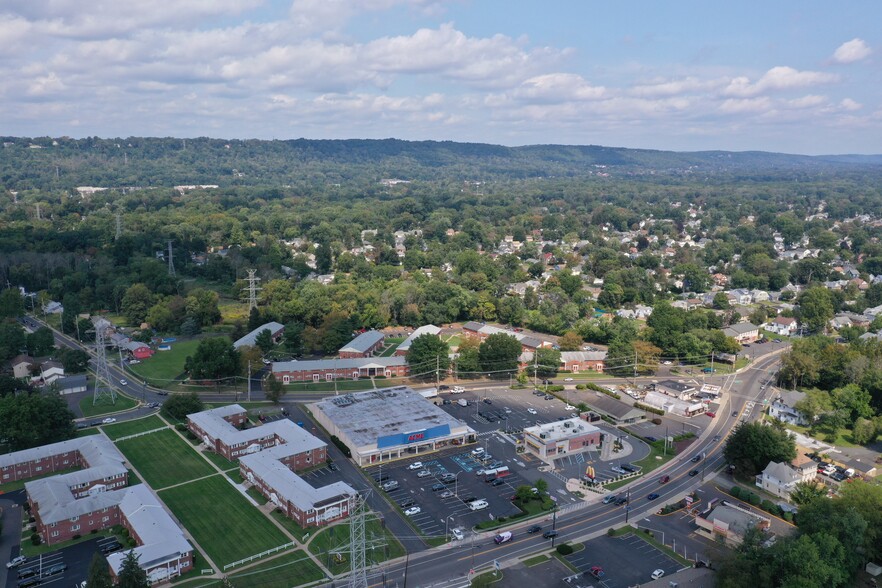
768 390 810 426
756 457 817 499
766 316 797 337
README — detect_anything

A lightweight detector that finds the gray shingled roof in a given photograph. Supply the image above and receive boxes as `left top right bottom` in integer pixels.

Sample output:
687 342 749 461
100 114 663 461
396 325 441 353
187 405 325 452
272 356 407 372
560 351 608 362
339 330 385 354
233 322 285 349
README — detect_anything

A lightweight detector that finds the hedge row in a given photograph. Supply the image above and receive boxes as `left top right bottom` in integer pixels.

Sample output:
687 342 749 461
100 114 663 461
634 402 665 415
729 486 793 520
330 435 352 458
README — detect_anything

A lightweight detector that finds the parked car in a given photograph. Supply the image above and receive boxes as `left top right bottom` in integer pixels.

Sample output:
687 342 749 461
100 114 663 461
416 470 432 478
382 480 399 491
542 530 559 539
645 436 657 442
491 478 505 486
404 506 421 516
462 495 478 504
620 464 637 473
590 566 605 579
610 466 626 474
527 525 542 533
100 540 122 554
442 399 451 405
651 569 665 580
706 411 716 418
440 473 456 483
431 483 446 491
408 461 424 470
483 398 492 404
544 394 554 400
438 490 454 499
398 498 415 508
43 564 67 577
527 408 538 415
439 385 450 390
374 473 390 482
485 476 497 483
451 528 464 541
564 377 574 382
6 556 26 569
17 577 41 588
564 405 576 411
647 493 660 501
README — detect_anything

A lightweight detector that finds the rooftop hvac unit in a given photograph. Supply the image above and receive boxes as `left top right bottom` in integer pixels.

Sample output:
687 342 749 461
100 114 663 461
539 433 546 439
564 422 573 428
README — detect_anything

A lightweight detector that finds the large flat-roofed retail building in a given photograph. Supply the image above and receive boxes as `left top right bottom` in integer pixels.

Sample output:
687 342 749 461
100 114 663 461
522 416 603 463
310 387 476 466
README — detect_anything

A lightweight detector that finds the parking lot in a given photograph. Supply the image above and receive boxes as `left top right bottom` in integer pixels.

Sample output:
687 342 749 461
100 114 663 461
565 533 682 588
364 446 535 539
3 535 120 588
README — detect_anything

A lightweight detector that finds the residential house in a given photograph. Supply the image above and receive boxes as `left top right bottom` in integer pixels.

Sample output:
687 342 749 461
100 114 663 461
9 354 35 379
768 390 810 426
756 459 816 499
722 322 760 343
35 360 65 386
123 341 154 360
766 316 797 337
727 289 753 305
43 301 63 314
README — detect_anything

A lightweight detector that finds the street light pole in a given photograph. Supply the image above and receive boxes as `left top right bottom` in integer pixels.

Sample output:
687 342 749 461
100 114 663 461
445 515 454 542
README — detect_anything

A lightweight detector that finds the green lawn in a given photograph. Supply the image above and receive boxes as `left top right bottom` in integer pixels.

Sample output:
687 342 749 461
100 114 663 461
604 443 676 491
202 449 237 471
186 550 325 588
443 334 462 349
523 554 549 567
127 339 204 384
77 428 101 437
102 415 166 440
116 429 216 489
269 509 307 542
79 393 139 418
282 379 379 393
159 475 291 568
308 517 404 575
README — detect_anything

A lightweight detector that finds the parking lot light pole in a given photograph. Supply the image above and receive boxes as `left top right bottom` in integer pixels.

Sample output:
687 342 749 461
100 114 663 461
445 515 454 541
454 471 463 498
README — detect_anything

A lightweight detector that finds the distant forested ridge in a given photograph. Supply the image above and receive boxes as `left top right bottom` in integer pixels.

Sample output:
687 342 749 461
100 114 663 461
2 136 882 190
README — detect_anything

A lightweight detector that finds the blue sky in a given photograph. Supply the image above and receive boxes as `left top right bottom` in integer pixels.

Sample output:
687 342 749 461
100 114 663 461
2 1 879 153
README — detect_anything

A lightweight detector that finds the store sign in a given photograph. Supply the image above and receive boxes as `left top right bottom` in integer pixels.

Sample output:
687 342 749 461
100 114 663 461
407 432 425 442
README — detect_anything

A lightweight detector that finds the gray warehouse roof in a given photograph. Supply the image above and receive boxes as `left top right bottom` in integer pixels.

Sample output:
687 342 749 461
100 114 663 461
312 387 474 449
339 330 385 354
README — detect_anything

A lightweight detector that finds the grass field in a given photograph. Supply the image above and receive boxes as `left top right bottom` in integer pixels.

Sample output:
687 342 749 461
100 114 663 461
77 428 101 437
102 415 167 440
308 517 404 575
160 475 290 568
202 449 237 471
282 379 378 393
79 393 139 418
127 339 203 384
178 550 324 588
116 429 216 489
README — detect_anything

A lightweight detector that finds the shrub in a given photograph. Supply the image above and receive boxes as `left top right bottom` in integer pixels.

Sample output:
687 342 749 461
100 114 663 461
634 402 665 415
546 385 565 392
651 418 662 425
90 529 98 534
175 423 187 431
330 435 352 458
607 528 615 536
730 486 741 498
782 511 793 522
748 493 761 506
760 499 776 513
556 543 574 555
575 384 586 390
30 533 41 546
585 382 620 399
72 534 81 540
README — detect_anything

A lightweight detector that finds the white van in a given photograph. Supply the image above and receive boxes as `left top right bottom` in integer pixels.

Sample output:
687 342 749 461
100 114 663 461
471 447 485 456
452 386 465 394
468 499 489 511
457 398 469 407
494 531 512 544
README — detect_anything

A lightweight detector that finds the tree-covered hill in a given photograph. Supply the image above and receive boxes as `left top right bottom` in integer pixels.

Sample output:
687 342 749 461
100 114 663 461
2 136 880 191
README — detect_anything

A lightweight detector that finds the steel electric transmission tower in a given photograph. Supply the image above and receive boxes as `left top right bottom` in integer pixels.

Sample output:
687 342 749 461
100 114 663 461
115 212 122 240
92 318 117 406
167 240 176 277
347 493 368 588
244 269 261 310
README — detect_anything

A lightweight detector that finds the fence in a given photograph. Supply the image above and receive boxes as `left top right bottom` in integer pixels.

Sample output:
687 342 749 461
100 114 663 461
114 427 168 442
222 541 296 571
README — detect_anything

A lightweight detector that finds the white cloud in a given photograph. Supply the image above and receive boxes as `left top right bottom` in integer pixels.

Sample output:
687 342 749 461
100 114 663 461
512 73 606 103
787 95 827 109
724 66 838 97
718 97 773 114
629 76 723 97
840 98 862 111
831 38 872 64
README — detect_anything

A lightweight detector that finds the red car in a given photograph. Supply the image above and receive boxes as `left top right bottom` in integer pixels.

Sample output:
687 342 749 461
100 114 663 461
706 411 716 418
659 475 670 484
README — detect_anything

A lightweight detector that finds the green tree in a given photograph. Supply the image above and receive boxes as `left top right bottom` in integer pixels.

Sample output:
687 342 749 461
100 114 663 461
789 481 826 506
26 327 55 357
57 348 91 373
645 300 686 354
160 392 205 420
184 338 240 380
797 287 834 333
315 242 333 273
86 552 113 588
533 348 561 380
0 321 25 362
264 373 286 404
116 551 149 588
456 337 481 377
534 478 549 495
247 306 262 331
851 417 877 445
478 333 522 378
557 331 583 351
0 391 76 451
185 288 221 327
713 292 731 310
121 283 154 326
254 328 274 354
406 334 451 381
723 422 796 476
282 321 305 357
0 288 24 317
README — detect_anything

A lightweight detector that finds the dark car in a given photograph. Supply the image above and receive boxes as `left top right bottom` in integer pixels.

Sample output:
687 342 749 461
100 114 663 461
432 483 446 491
689 470 699 477
280 408 289 416
442 399 451 405
659 475 670 484
439 385 450 390
42 564 67 577
17 568 39 580
327 461 339 471
614 497 629 506
485 476 497 483
647 493 660 501
544 394 554 400
691 455 702 463
621 464 637 473
645 436 657 442
732 410 739 417
17 578 41 588
399 498 415 508
542 530 559 539
527 525 542 534
491 478 505 486
462 495 477 504
483 398 492 404
440 473 456 482
157 390 169 396
100 540 123 554
375 474 390 482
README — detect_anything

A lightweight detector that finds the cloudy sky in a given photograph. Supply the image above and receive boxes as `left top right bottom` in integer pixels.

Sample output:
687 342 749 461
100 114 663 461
3 1 880 153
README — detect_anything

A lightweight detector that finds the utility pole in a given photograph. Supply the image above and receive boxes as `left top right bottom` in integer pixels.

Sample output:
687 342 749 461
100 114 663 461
167 240 175 277
625 487 631 523
115 212 122 241
533 352 538 388
247 361 252 402
347 494 368 588
436 355 440 387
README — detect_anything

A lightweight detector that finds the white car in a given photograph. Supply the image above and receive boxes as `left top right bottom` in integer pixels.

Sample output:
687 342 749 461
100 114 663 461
662 361 672 365
404 506 421 516
416 470 431 478
527 408 538 415
408 461 424 470
101 417 117 424
6 555 26 568
564 377 574 382
119 379 127 386
651 569 665 580
565 405 576 411
451 528 464 541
